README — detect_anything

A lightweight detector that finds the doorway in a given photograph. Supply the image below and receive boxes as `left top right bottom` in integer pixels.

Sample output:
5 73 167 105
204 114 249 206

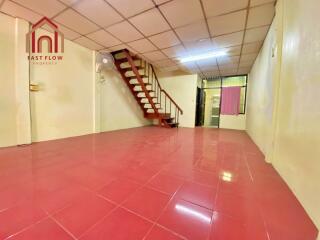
195 75 248 128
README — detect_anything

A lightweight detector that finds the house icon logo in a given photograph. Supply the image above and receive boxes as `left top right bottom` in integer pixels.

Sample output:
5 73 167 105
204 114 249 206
26 17 64 54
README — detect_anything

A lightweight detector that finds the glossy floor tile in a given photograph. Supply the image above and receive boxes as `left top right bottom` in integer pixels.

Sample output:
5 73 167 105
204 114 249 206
0 127 318 240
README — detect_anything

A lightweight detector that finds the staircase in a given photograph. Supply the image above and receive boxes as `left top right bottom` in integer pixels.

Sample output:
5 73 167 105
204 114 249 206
111 49 183 128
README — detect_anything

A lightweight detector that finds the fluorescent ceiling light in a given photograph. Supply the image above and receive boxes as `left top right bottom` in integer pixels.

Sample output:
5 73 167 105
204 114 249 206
179 51 227 63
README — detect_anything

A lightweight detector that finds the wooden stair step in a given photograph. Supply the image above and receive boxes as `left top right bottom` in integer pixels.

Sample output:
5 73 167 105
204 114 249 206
137 95 157 98
117 56 140 64
144 107 161 110
121 66 144 71
160 114 172 120
131 82 151 86
134 89 154 93
127 75 148 80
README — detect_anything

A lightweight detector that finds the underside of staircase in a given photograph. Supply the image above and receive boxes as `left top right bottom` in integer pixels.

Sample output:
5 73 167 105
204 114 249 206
111 49 183 128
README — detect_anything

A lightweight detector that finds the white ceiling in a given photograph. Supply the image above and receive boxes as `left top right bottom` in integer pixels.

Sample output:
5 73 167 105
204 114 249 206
0 0 275 77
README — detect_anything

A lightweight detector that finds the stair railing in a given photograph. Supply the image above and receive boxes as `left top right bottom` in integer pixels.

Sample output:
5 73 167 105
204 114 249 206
143 61 183 125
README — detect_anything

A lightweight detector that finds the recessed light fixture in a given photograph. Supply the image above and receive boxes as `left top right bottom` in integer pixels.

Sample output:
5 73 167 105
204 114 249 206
179 51 227 63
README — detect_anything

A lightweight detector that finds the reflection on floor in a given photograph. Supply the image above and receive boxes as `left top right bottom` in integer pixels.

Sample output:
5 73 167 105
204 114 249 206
0 127 318 240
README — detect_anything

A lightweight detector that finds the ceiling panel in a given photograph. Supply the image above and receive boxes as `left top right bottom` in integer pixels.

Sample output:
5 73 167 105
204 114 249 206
203 70 220 77
250 0 275 7
200 66 219 72
238 67 251 74
74 36 104 50
197 58 218 67
54 9 100 34
153 0 171 4
127 38 157 53
129 8 170 36
153 59 177 68
247 3 275 28
222 45 242 56
244 26 269 43
116 44 138 54
159 0 204 28
11 0 66 18
240 53 258 62
59 0 79 6
242 41 263 54
185 39 215 55
108 44 128 52
217 55 240 65
159 65 180 72
161 45 187 58
42 21 81 40
220 69 238 76
143 50 167 61
212 31 244 48
219 63 239 70
87 29 121 47
0 0 275 77
107 0 154 18
203 0 249 17
73 0 123 28
175 20 209 43
1 0 42 23
106 21 143 42
148 30 180 49
239 59 255 68
208 10 247 37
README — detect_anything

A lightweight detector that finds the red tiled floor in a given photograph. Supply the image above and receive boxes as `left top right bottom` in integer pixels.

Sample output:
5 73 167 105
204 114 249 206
98 178 141 204
122 187 171 221
80 207 152 240
0 201 47 239
0 127 318 240
9 218 73 240
145 225 185 240
175 181 216 210
158 198 213 240
209 212 269 240
52 192 116 238
147 173 184 195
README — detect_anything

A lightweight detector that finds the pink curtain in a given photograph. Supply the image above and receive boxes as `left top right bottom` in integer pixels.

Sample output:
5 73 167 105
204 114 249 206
221 87 241 115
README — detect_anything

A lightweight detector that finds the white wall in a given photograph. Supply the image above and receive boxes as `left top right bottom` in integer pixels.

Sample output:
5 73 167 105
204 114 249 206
158 74 198 128
0 12 153 147
98 69 151 132
247 19 279 158
0 14 30 147
220 115 246 130
247 0 320 233
29 29 96 142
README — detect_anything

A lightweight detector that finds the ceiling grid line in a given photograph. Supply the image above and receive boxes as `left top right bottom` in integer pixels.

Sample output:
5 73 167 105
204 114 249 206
236 0 251 74
199 0 221 78
0 0 276 76
151 0 204 74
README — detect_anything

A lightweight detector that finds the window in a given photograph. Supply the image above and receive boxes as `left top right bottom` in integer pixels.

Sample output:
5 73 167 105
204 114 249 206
221 75 247 114
202 75 248 114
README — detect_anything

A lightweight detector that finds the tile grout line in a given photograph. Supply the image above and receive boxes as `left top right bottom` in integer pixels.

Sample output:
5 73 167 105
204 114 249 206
75 166 169 239
243 151 271 240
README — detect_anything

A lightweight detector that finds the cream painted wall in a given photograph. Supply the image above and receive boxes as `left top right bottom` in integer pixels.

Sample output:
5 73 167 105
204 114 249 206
246 20 277 156
158 74 198 128
0 13 17 147
30 30 96 142
0 14 30 147
220 115 246 130
247 0 320 233
272 0 320 231
98 69 151 132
